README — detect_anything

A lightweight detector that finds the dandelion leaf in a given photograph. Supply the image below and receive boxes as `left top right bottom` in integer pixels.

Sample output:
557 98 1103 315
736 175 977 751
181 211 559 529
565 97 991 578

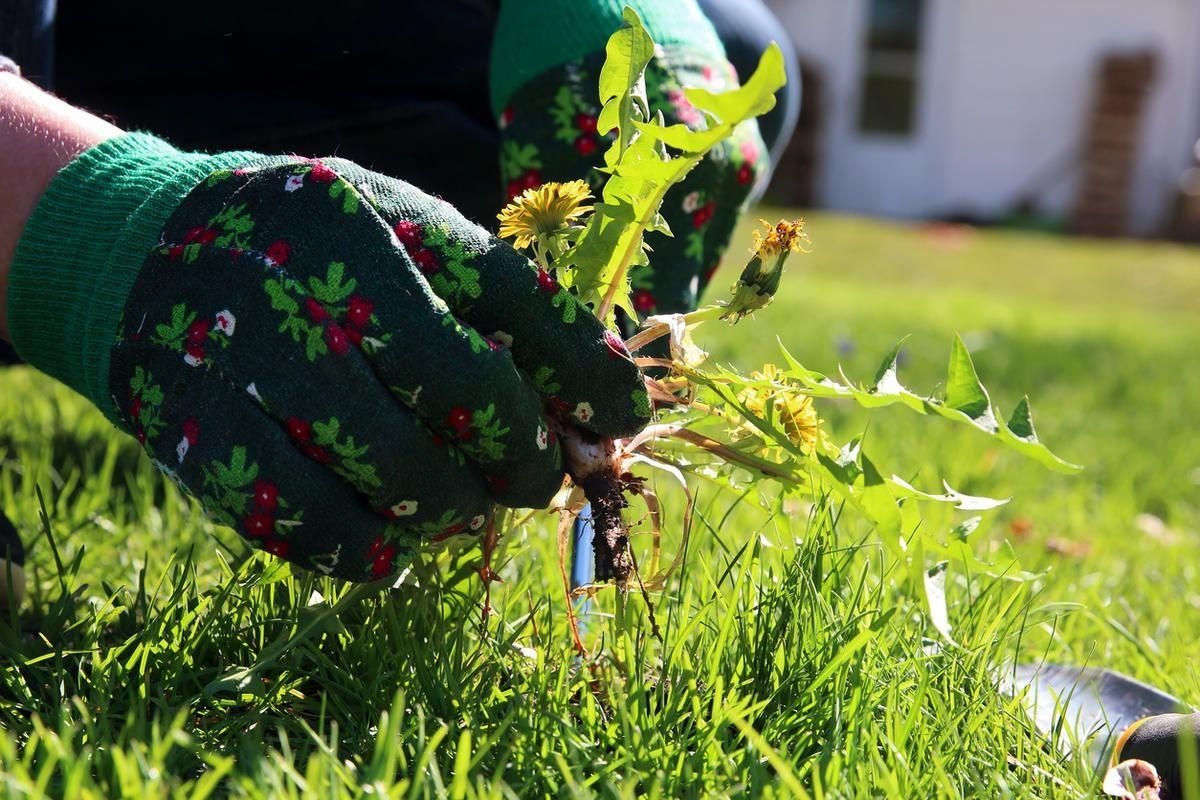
567 17 786 323
942 335 997 432
596 7 654 164
1006 396 1035 440
924 561 955 643
781 339 1082 473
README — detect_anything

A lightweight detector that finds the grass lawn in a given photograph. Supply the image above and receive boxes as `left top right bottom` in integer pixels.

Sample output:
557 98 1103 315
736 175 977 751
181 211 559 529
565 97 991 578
0 209 1197 797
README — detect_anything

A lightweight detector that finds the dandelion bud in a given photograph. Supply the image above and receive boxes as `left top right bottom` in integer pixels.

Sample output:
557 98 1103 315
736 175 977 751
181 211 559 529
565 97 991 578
722 219 808 322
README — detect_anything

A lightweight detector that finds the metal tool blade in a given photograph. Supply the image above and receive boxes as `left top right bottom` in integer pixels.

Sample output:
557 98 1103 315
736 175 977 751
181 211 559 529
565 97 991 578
1003 663 1191 771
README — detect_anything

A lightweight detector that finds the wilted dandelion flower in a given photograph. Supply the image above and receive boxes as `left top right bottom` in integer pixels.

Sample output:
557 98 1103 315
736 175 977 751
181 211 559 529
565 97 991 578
739 363 822 450
722 219 809 321
753 219 809 257
497 180 593 250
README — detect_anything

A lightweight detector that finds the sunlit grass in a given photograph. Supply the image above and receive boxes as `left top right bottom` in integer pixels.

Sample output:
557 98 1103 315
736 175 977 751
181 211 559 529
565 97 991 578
0 211 1196 796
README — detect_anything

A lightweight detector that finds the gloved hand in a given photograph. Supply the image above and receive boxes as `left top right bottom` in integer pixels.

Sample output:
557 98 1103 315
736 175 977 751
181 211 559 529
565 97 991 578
491 0 768 319
7 134 650 581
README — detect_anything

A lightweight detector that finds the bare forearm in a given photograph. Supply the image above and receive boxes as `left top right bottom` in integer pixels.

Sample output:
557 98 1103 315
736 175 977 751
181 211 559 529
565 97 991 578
0 72 121 342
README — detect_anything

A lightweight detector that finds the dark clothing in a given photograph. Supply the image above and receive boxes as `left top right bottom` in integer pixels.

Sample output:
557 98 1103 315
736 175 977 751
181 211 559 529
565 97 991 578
8 1 796 219
53 0 504 224
0 0 54 86
0 0 799 366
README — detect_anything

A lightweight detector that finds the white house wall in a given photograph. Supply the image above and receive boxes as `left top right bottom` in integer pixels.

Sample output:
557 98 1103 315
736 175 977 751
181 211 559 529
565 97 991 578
767 0 1200 233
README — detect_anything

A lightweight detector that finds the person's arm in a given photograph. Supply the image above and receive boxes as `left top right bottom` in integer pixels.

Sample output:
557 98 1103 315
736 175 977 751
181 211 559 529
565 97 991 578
0 72 120 342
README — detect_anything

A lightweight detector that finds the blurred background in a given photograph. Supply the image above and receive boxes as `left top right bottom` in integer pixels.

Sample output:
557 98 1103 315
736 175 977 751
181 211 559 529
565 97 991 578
764 0 1200 240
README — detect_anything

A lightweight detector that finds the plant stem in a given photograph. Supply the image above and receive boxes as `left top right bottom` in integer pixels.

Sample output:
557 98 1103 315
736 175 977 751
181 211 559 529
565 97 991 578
666 427 801 483
624 304 727 352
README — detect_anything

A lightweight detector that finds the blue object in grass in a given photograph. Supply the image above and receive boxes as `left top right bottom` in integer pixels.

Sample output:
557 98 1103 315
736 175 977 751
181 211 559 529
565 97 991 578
571 502 595 617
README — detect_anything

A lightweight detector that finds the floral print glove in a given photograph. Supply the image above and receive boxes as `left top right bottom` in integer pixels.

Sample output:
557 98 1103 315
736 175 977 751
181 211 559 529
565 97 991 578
498 49 767 320
11 135 650 582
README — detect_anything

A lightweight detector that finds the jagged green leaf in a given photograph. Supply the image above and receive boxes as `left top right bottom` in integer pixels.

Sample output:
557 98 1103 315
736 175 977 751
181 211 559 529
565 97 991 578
995 396 1080 471
596 7 654 164
780 340 1082 473
566 36 787 323
889 476 1009 511
686 44 784 126
871 338 907 390
692 357 1024 547
951 516 983 541
943 335 997 431
858 451 903 540
924 561 955 643
1006 396 1035 440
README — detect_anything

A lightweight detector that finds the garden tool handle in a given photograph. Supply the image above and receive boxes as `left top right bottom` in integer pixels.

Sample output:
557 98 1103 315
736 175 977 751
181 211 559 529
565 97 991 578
1114 712 1200 797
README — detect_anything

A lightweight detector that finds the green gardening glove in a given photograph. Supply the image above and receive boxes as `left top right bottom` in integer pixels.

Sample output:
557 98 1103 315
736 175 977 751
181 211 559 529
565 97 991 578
8 134 651 581
492 0 768 320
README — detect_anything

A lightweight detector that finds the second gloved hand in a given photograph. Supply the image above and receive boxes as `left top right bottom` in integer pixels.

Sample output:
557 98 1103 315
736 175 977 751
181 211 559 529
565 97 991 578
492 0 770 320
8 134 651 581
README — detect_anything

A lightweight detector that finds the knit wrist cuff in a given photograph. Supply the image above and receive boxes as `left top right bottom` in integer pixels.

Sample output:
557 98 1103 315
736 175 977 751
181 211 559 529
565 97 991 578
489 0 726 117
7 133 260 420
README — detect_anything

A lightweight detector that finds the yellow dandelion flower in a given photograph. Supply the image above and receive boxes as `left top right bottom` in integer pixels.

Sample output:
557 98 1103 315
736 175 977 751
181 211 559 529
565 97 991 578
739 363 822 450
497 180 593 250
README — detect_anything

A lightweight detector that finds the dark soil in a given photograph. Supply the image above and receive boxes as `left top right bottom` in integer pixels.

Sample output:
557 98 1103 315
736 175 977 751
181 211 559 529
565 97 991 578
580 472 631 583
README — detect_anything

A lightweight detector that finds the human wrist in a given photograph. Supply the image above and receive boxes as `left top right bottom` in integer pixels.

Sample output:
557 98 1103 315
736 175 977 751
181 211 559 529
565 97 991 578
488 0 725 117
7 133 262 419
0 72 122 343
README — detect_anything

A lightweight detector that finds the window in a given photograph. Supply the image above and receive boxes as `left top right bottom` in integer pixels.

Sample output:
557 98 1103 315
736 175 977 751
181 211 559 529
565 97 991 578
857 0 925 135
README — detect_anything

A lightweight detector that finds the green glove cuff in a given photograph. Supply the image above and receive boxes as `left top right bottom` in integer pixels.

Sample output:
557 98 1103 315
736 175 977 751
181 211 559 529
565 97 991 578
8 133 259 420
488 0 726 117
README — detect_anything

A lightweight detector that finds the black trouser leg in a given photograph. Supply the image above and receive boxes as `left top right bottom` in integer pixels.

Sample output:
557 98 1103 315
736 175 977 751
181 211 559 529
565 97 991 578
0 0 55 87
0 507 26 608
